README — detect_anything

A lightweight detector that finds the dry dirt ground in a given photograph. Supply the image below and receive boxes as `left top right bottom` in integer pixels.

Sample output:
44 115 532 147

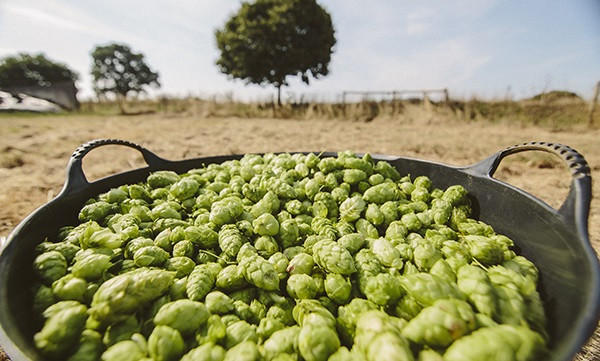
0 106 599 360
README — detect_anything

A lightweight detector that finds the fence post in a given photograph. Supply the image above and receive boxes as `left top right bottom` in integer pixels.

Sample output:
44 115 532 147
589 81 600 127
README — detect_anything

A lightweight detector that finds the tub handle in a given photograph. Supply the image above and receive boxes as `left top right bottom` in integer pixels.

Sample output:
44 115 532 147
61 139 169 194
468 141 592 234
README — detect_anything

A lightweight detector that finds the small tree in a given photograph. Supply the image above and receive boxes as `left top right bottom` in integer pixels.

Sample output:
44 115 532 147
215 0 336 105
91 43 160 112
0 53 78 88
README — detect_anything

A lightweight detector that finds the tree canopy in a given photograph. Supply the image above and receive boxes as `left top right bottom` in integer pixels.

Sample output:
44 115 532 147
91 43 160 99
215 0 336 104
0 53 78 88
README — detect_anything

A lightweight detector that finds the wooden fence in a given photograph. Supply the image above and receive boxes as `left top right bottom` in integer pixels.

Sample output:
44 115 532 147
341 88 449 103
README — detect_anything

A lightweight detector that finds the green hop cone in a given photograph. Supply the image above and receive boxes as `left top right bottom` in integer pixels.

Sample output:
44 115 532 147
186 225 219 249
354 248 383 294
412 240 442 271
257 317 286 340
147 170 180 189
100 339 146 361
79 201 117 222
255 236 280 258
463 235 504 266
268 252 290 280
216 264 247 291
363 182 400 204
355 218 379 239
253 213 280 236
209 196 243 226
503 255 539 283
225 320 259 348
353 310 413 361
196 314 227 345
366 203 385 226
286 274 318 300
169 177 200 201
267 301 296 326
250 191 280 218
34 304 88 359
298 323 340 361
66 329 103 361
343 169 367 185
262 326 300 361
441 185 468 206
223 340 260 361
103 315 140 347
52 275 87 303
401 298 477 347
133 245 169 267
239 253 280 291
311 216 338 241
286 252 315 275
385 221 408 241
394 294 423 321
34 251 68 285
363 332 415 361
292 299 336 328
181 342 226 361
339 195 366 222
205 291 235 314
148 325 185 361
328 346 364 361
371 238 401 267
399 272 464 307
337 233 365 255
186 264 217 301
324 273 352 305
456 264 497 317
164 256 195 278
443 324 545 361
71 252 111 281
90 268 175 324
364 273 403 306
278 218 301 248
154 299 210 336
428 259 456 283
218 224 245 259
312 239 357 275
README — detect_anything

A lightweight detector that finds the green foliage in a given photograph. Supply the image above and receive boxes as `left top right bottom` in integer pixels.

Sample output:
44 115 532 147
91 43 160 98
215 0 336 104
0 53 77 87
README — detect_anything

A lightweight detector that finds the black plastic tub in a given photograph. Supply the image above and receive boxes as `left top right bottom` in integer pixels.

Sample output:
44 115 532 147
0 139 598 360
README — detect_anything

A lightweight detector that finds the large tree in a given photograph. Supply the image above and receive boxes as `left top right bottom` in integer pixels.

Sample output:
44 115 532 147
215 0 336 105
91 43 160 106
0 53 78 88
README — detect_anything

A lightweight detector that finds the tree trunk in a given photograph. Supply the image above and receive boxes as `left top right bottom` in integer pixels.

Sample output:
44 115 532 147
277 84 282 107
118 93 127 115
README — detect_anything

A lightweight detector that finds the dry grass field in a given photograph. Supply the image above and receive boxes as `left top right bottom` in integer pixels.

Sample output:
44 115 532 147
0 100 598 360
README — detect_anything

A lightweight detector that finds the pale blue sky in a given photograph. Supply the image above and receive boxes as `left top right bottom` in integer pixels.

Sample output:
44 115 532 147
0 0 599 101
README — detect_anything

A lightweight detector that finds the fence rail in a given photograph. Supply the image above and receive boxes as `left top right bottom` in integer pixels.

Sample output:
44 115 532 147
341 88 449 103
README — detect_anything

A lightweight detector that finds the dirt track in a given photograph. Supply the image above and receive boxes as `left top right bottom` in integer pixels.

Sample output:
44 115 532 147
0 107 599 360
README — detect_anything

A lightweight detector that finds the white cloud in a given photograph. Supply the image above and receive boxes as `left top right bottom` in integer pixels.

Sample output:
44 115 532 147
2 3 87 32
404 6 435 35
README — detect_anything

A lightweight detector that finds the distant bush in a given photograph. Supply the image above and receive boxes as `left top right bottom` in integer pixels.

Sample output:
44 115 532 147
529 90 584 102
